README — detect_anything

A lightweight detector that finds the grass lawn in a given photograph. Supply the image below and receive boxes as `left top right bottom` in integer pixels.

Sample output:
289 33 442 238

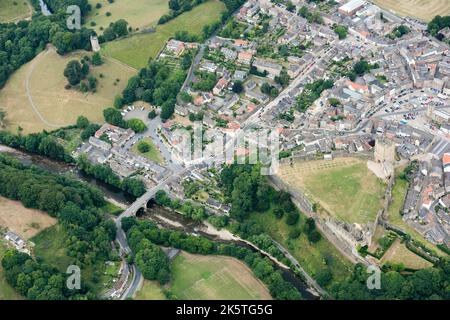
100 201 124 216
0 196 57 240
101 0 226 69
0 47 136 134
0 0 32 23
31 224 74 272
131 137 164 164
85 0 169 33
170 252 272 300
0 243 23 300
248 210 352 287
372 0 450 22
381 239 433 270
387 175 446 257
278 158 385 225
134 280 167 300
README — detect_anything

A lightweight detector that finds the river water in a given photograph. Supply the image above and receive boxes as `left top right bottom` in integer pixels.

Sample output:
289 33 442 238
0 145 319 300
39 0 52 16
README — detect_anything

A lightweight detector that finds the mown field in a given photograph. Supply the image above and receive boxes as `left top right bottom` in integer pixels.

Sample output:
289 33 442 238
372 0 450 22
0 0 32 23
381 239 433 270
134 280 167 300
0 196 57 239
248 210 352 288
169 252 272 300
277 157 386 225
85 0 169 33
0 47 135 134
0 243 23 300
101 0 226 69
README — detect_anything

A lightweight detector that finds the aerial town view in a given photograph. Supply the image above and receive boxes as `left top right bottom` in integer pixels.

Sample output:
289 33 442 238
0 0 449 306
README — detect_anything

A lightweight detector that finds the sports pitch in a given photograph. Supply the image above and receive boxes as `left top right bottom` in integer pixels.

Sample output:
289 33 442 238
277 157 386 225
170 252 272 300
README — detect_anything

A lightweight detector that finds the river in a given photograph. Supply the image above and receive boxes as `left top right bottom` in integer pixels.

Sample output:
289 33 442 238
0 145 319 300
39 0 52 16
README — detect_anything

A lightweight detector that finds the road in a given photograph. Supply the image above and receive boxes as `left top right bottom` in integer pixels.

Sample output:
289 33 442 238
272 240 328 298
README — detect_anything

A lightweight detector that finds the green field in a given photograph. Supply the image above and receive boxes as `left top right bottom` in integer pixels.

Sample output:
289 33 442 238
134 280 167 300
248 210 352 288
101 0 226 69
131 137 164 164
169 252 272 300
0 0 32 23
0 243 23 300
278 158 386 225
85 0 169 33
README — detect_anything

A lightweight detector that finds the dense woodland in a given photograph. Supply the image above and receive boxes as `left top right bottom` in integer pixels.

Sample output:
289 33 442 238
331 261 450 300
116 62 187 121
0 130 73 162
122 217 302 300
0 154 116 299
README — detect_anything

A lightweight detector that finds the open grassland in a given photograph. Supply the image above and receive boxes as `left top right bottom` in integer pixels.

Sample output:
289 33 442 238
387 175 446 257
277 157 385 225
134 280 167 300
0 0 32 23
381 239 433 269
0 196 57 240
170 252 272 300
131 137 164 164
372 0 450 22
101 0 226 69
248 210 352 287
85 0 169 33
0 243 23 300
0 47 136 134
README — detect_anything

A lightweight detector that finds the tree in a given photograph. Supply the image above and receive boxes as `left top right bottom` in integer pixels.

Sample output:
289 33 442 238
148 110 157 119
64 60 83 85
112 19 129 37
103 107 127 127
91 52 103 66
232 81 243 93
286 1 295 12
285 211 299 225
127 119 147 133
316 269 332 286
76 116 89 129
137 141 151 153
122 177 146 197
333 25 348 40
180 91 193 103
